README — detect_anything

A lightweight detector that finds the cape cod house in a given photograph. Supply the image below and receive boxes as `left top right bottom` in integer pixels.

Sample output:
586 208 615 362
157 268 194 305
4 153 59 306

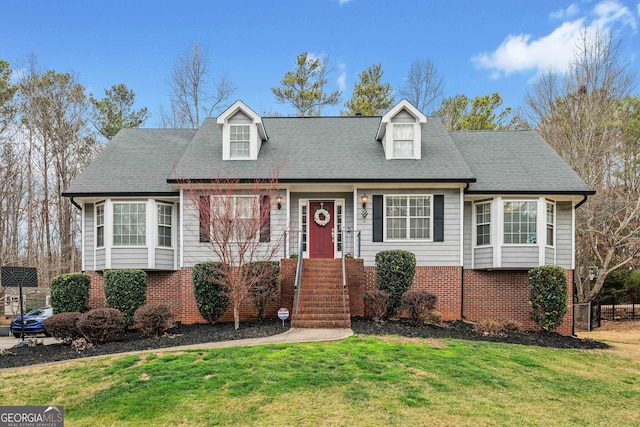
63 99 594 334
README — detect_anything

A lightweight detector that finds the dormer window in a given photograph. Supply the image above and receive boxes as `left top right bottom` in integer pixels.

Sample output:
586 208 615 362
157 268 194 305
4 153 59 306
217 101 268 161
393 124 415 158
230 124 250 159
376 99 426 160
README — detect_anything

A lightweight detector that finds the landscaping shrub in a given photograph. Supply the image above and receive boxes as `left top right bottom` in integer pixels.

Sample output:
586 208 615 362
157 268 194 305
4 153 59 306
474 319 525 335
193 262 231 324
104 269 147 328
364 289 389 322
245 261 280 319
77 308 125 344
400 290 437 326
44 312 83 344
50 273 91 314
529 265 568 332
134 303 174 338
375 250 416 316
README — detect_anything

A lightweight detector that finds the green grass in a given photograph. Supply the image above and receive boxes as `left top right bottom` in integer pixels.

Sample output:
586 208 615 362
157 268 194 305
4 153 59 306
1 335 639 426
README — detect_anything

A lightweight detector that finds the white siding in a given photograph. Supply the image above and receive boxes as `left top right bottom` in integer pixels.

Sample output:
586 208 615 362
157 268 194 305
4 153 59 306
501 246 539 268
358 188 461 267
474 247 493 269
111 248 149 269
155 248 175 269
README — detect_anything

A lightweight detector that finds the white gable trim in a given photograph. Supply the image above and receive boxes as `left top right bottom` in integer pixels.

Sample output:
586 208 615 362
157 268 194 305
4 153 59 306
375 99 426 141
376 99 427 160
217 101 267 160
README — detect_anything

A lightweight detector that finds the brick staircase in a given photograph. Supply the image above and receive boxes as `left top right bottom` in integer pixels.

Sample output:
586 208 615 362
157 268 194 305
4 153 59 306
292 259 351 328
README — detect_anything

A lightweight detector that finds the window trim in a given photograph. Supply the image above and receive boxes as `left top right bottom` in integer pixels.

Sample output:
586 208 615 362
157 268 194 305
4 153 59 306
112 201 147 247
157 202 173 248
96 203 105 248
383 194 433 242
546 200 555 248
502 199 538 246
229 124 251 159
474 200 492 247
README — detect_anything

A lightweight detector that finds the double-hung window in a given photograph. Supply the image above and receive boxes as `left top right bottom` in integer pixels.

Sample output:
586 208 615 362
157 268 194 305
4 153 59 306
213 195 258 241
503 201 537 244
230 125 250 159
386 195 431 240
392 124 414 158
546 201 555 246
113 203 146 246
157 204 172 247
475 202 491 246
96 203 105 247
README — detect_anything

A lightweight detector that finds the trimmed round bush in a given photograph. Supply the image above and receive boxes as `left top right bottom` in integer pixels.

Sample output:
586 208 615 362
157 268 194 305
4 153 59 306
104 269 147 328
364 289 389 322
193 262 231 324
77 308 125 344
245 261 280 319
529 265 568 332
44 312 83 344
134 303 174 338
50 273 91 314
400 290 437 326
375 250 416 316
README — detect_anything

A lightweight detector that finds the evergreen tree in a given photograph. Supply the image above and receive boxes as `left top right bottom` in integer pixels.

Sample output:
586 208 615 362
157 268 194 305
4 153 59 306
342 64 394 116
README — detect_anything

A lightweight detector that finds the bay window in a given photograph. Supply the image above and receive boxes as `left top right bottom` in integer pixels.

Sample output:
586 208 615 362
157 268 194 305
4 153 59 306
475 201 491 246
158 204 172 247
113 203 146 246
503 201 537 244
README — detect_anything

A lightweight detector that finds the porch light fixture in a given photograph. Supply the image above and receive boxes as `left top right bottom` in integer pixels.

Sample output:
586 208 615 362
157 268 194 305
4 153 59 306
275 195 283 210
361 194 368 209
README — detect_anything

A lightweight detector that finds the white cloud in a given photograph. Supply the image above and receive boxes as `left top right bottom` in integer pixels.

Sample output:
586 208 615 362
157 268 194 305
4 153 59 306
337 63 347 91
550 3 580 20
473 0 637 78
339 0 352 4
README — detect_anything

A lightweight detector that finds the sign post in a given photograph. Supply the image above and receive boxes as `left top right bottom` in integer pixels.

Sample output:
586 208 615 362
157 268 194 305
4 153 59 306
277 308 289 327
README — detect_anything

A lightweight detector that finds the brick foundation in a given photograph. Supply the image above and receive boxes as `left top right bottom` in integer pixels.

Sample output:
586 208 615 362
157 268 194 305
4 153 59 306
85 262 574 335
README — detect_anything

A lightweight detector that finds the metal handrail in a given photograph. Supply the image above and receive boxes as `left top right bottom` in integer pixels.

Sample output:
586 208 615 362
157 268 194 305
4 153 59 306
341 227 349 328
292 229 304 328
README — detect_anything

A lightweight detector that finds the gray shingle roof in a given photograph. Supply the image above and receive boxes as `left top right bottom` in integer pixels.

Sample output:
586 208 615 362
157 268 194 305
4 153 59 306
63 128 196 196
170 116 475 183
450 130 594 194
64 116 593 198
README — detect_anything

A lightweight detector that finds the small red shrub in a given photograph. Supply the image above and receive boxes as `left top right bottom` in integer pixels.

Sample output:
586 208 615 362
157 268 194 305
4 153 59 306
134 304 174 338
77 308 125 344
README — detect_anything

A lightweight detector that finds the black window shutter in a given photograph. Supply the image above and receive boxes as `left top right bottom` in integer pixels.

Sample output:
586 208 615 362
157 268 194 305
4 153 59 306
373 195 383 242
434 194 444 242
199 196 210 242
259 195 271 242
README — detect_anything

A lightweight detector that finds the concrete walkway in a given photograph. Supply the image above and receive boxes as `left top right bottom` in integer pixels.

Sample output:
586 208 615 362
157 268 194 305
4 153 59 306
0 328 354 352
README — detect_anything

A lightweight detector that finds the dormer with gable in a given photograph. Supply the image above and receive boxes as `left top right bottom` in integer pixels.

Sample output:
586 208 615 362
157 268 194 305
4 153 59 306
376 99 427 160
217 101 268 160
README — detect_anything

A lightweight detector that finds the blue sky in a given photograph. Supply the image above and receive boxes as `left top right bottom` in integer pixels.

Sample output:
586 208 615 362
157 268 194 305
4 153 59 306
2 0 639 124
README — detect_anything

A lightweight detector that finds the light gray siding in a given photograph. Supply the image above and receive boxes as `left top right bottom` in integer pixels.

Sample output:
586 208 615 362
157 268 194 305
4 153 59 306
83 203 95 269
474 247 493 269
358 188 461 267
555 202 573 268
95 248 106 270
181 191 288 267
463 201 472 267
155 248 175 270
545 246 555 265
391 110 416 123
501 246 539 268
229 111 252 124
111 248 148 269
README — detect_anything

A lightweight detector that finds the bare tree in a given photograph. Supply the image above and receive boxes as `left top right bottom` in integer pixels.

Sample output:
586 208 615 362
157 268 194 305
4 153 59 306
525 29 638 302
160 43 236 128
399 58 445 114
184 172 283 329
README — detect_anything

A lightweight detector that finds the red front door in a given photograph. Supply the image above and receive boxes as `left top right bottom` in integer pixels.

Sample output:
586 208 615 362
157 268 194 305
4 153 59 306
309 201 334 258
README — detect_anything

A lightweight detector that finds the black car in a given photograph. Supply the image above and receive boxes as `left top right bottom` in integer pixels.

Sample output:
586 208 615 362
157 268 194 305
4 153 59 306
10 306 53 338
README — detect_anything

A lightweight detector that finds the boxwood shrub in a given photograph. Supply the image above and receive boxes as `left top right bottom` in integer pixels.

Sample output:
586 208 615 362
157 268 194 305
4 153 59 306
245 261 280 319
193 262 231 324
375 250 416 316
50 273 91 314
529 265 568 332
104 269 147 328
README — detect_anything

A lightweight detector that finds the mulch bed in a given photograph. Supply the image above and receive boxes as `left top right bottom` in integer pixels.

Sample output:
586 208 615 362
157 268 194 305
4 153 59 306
0 317 608 370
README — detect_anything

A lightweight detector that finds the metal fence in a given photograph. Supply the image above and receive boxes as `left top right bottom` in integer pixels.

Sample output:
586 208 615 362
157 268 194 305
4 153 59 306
599 296 639 321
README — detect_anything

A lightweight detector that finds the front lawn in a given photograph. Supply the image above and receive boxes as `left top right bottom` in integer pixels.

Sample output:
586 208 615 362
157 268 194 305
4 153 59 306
1 336 638 426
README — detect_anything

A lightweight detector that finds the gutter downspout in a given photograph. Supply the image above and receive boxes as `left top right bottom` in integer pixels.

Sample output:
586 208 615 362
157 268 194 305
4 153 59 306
461 182 470 320
70 197 82 211
575 194 588 209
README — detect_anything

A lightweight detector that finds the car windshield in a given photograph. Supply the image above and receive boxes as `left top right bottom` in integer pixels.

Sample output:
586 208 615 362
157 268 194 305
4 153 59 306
24 307 52 316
